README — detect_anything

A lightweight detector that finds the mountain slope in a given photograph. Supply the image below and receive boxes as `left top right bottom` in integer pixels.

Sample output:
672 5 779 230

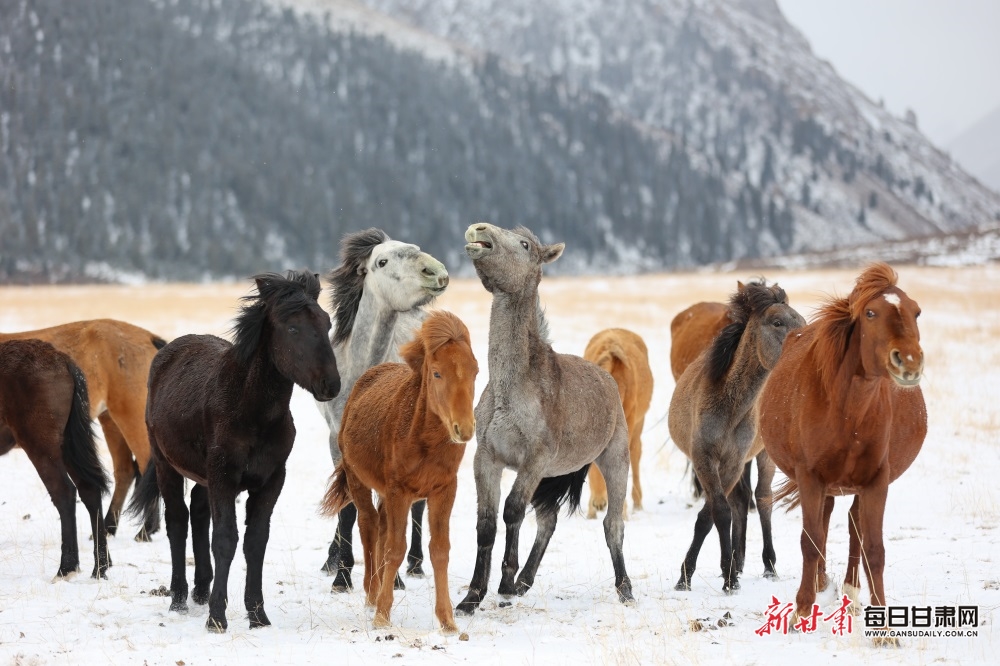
948 105 1000 193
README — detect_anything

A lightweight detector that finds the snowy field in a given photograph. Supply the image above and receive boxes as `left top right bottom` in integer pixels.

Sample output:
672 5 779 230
0 264 997 665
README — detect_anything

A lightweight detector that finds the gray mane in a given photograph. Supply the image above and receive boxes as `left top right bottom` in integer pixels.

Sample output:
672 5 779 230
325 228 389 347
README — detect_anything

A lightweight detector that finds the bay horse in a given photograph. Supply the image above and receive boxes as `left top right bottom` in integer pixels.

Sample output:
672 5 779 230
317 228 449 592
0 339 111 579
321 311 478 633
1 320 167 540
457 223 634 615
757 263 925 640
583 328 653 520
128 271 340 633
669 281 804 593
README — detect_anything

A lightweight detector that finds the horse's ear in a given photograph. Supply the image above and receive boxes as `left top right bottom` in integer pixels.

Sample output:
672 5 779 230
255 276 271 294
541 243 565 264
400 336 425 374
356 264 368 277
737 281 746 292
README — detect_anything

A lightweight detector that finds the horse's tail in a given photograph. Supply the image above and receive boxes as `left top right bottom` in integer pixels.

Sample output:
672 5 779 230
320 465 352 517
126 457 161 525
61 362 110 496
150 335 168 351
773 476 801 511
532 464 590 516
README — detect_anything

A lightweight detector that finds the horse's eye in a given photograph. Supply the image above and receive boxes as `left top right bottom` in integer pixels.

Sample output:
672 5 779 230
772 320 783 327
915 311 921 319
520 240 529 250
866 309 876 319
377 258 388 268
433 371 442 379
288 326 299 334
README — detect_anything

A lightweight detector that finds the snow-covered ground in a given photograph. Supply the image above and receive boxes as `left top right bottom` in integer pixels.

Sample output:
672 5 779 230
0 265 997 664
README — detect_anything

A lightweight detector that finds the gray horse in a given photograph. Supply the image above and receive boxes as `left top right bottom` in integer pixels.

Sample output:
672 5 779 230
669 281 804 593
316 228 449 591
457 223 634 615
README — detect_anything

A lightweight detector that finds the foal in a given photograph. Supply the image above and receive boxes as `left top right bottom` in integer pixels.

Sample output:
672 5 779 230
130 271 340 632
669 281 803 592
0 339 111 579
758 263 925 640
322 311 477 633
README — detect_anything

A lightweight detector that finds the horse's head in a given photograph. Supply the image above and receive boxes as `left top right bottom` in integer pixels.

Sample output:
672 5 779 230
744 282 807 371
328 229 449 346
243 271 341 401
849 264 923 387
465 223 564 294
401 311 478 444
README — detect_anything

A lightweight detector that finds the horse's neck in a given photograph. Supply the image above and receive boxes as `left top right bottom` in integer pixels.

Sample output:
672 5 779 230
725 325 770 413
234 350 293 421
329 292 427 427
830 326 891 416
406 373 449 444
487 290 547 397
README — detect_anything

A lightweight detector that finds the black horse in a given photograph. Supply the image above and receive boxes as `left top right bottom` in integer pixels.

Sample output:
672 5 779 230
1 339 111 580
129 271 340 633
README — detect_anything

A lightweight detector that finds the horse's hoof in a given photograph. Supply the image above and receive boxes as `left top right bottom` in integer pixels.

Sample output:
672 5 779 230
332 571 353 591
871 634 901 648
440 621 459 635
514 580 532 597
393 573 406 590
372 612 391 629
248 607 271 629
674 579 691 592
192 586 210 605
105 522 118 537
206 616 227 633
617 583 635 604
169 600 189 614
407 562 425 578
763 569 779 581
134 528 152 543
455 598 479 616
91 567 109 580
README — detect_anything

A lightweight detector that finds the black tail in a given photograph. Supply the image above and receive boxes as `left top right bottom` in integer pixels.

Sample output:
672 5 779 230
61 362 110 496
531 464 590 516
687 460 704 499
151 335 168 350
127 457 161 526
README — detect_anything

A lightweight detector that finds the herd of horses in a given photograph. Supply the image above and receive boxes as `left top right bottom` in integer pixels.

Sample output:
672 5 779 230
0 223 926 645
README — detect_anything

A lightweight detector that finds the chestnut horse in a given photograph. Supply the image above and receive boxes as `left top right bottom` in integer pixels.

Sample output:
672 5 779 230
670 281 804 592
129 271 340 633
758 263 925 638
0 319 167 540
583 328 653 520
0 339 111 579
322 311 477 633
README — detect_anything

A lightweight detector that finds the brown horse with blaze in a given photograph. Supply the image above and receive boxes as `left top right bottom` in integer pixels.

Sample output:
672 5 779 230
757 263 926 643
322 310 478 634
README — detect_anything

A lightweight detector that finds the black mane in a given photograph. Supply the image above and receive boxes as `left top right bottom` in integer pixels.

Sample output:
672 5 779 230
706 281 788 383
325 228 389 347
231 270 322 365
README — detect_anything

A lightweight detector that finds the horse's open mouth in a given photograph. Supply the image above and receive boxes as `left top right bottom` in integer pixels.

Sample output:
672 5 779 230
890 373 921 388
471 241 492 249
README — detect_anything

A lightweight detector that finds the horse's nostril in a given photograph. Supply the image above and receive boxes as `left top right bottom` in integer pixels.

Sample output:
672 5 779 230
440 275 450 287
476 224 486 231
891 350 903 368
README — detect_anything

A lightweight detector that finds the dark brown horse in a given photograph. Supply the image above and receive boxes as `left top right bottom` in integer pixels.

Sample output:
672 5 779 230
583 328 653 519
322 311 477 633
758 263 925 641
669 284 780 580
0 339 111 579
129 271 340 633
1 320 167 540
670 281 804 593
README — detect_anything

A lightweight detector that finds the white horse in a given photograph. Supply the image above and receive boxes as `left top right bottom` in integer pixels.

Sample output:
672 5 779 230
316 228 449 591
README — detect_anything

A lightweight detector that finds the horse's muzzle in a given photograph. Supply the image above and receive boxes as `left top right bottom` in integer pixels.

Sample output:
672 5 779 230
313 376 341 402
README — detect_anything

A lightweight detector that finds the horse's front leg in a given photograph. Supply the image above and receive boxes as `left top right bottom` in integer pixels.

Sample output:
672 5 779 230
156 460 191 612
817 496 835 591
456 448 504 615
345 473 379 606
243 466 287 630
427 483 459 634
791 474 827 626
206 479 240 633
189 484 213 605
755 449 778 579
497 464 548 598
406 499 426 577
844 495 863 614
373 493 411 629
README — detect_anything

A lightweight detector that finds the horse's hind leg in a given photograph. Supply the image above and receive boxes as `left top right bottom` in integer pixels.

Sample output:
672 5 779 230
629 415 645 512
189 484 213 605
596 424 634 603
586 465 609 519
728 474 751 577
755 450 777 579
497 465 549 598
157 461 190 613
106 407 159 541
327 504 357 591
513 503 558 597
373 494 411 629
456 449 504 615
345 474 379 606
406 499 426 578
97 414 132 538
243 467 286 630
843 495 862 614
22 441 80 577
68 462 111 579
817 496 835 592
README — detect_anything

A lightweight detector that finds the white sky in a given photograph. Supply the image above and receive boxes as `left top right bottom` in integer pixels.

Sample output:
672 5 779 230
775 0 1000 146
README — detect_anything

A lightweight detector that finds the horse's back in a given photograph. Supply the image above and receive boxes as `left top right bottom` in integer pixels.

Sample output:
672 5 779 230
583 328 653 424
670 302 729 380
341 362 412 447
0 339 75 446
147 334 229 422
553 352 626 464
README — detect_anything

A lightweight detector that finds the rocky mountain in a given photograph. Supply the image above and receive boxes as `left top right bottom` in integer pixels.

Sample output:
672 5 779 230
1 0 997 282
